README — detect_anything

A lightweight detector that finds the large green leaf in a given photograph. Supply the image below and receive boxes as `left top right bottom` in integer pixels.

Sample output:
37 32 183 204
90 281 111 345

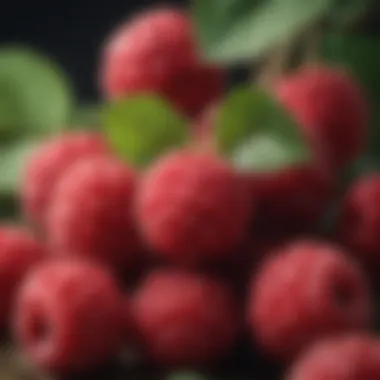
0 46 73 139
215 86 311 171
192 0 333 64
321 33 380 158
101 95 189 167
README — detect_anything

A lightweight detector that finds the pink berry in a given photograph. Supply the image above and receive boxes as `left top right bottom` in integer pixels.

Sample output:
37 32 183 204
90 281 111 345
274 65 368 171
13 259 124 373
100 8 225 119
247 240 371 361
22 132 109 231
132 269 239 366
288 335 380 380
47 156 142 274
135 150 252 267
337 174 380 270
0 227 45 329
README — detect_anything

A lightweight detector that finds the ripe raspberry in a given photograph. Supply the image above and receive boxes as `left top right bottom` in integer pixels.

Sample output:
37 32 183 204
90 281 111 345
100 8 225 119
247 164 334 235
13 259 124 372
274 65 368 171
47 156 142 274
247 240 371 361
132 269 239 366
135 150 252 267
288 335 380 380
0 227 45 329
337 174 380 269
22 132 109 231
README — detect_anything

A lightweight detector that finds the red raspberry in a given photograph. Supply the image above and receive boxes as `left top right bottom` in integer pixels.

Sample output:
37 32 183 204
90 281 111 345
22 132 109 231
274 65 368 171
0 227 45 329
288 335 380 380
247 164 334 235
13 259 124 372
337 174 380 269
135 150 252 267
247 240 371 361
47 156 142 274
100 8 225 119
132 269 239 366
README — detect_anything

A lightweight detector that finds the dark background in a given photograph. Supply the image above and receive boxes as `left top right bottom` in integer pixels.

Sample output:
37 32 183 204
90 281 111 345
0 0 188 102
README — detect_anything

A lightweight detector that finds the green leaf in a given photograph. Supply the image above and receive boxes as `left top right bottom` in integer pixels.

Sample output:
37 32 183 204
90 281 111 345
192 0 333 64
0 139 41 195
215 86 311 171
101 95 189 167
327 0 371 28
321 33 380 158
0 46 74 139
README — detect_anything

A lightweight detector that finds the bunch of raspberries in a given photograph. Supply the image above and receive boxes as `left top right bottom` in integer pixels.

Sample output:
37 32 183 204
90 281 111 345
2 6 380 380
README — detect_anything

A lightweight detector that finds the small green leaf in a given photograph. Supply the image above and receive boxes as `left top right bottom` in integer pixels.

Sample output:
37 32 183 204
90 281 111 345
102 95 189 166
215 86 310 172
0 139 41 195
192 0 333 64
0 46 74 139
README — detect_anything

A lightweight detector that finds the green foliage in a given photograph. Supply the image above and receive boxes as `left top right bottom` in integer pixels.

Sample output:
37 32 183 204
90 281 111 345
192 0 333 64
101 95 189 167
0 46 73 139
0 139 41 196
215 86 310 171
327 0 372 28
0 46 74 219
322 33 380 160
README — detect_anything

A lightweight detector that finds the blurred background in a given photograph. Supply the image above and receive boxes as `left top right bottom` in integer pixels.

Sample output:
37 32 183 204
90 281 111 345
0 0 189 102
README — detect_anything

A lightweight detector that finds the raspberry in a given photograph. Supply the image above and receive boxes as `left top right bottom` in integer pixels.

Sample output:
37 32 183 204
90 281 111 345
247 165 333 235
337 174 380 269
100 8 225 119
247 240 371 361
0 227 45 329
13 259 124 372
47 156 142 274
135 150 252 267
274 65 368 171
288 335 380 380
132 269 239 366
22 132 109 231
